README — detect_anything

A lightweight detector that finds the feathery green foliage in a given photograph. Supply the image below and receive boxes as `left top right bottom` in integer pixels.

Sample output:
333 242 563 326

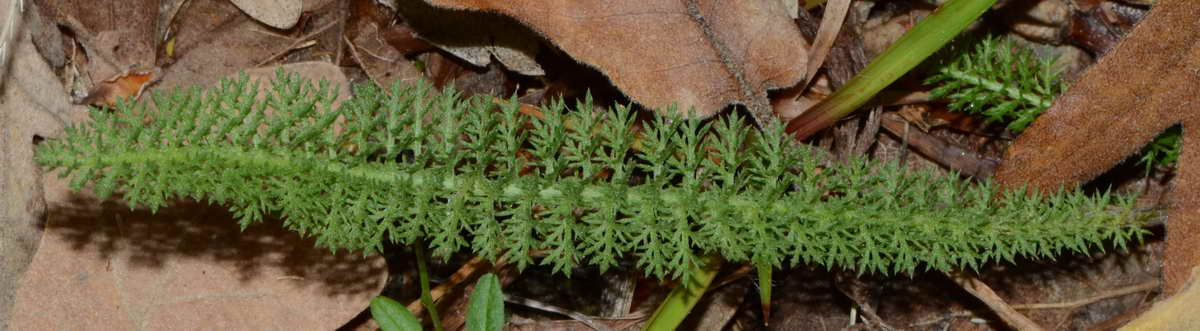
927 36 1181 170
36 70 1148 281
1138 127 1181 173
925 36 1063 133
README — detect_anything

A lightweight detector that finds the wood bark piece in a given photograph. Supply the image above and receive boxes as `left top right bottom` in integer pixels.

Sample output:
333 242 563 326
417 0 809 124
881 112 1000 178
992 0 1200 295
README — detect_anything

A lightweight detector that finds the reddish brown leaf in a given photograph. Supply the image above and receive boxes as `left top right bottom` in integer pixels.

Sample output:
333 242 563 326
79 69 158 107
993 0 1200 295
415 0 809 124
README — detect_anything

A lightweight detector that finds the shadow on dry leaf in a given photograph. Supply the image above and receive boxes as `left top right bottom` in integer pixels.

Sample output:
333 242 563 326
43 194 386 296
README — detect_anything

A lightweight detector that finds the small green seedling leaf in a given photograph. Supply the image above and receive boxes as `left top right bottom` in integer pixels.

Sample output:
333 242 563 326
371 296 423 331
466 273 505 331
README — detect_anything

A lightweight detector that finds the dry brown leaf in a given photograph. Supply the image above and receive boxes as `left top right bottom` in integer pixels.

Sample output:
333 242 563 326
33 0 158 82
993 0 1200 295
395 1 545 77
800 0 851 91
79 69 159 107
0 6 88 324
230 0 302 29
154 0 311 91
417 0 809 124
346 0 424 89
10 196 386 331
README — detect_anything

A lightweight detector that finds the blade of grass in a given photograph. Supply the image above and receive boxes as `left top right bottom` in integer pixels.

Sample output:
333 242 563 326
642 255 722 331
786 0 997 140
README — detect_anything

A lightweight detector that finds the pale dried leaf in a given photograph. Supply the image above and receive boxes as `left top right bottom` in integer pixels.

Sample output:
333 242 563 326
155 0 304 91
800 0 851 91
0 9 86 325
231 0 302 29
1121 267 1200 330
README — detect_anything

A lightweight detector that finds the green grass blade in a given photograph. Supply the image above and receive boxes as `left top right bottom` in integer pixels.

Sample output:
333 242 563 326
643 255 722 331
787 0 997 139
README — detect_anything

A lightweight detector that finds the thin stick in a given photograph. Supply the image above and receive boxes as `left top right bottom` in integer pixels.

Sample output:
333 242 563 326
911 280 1160 327
255 20 339 67
947 272 1046 331
1011 281 1160 310
503 294 620 331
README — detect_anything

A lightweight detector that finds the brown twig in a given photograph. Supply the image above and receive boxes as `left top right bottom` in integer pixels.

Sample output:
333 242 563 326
947 272 1046 331
834 273 896 331
880 112 1000 178
255 20 340 67
405 256 497 317
1011 281 1160 310
911 280 1160 328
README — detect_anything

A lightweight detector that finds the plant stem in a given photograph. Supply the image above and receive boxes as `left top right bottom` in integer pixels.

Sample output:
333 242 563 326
758 265 773 325
939 67 1052 109
416 243 444 331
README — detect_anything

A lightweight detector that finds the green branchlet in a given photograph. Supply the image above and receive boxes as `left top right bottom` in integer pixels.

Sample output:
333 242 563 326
927 36 1180 170
36 70 1148 281
925 36 1063 133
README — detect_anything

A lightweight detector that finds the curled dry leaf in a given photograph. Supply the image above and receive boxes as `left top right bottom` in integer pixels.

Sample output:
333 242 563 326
79 69 158 107
994 0 1200 295
416 0 809 124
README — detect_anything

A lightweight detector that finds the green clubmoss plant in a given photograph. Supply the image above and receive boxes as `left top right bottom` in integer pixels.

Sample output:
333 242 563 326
36 70 1148 283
